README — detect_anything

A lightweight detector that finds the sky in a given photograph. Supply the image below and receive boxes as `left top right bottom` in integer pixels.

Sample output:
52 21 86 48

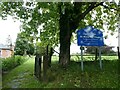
0 16 118 53
0 16 21 45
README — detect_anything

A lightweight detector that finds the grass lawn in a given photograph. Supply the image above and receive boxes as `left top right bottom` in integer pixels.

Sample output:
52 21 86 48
52 55 118 62
2 56 119 88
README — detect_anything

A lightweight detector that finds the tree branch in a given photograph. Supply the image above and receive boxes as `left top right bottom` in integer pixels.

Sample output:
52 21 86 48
70 2 103 32
81 2 103 20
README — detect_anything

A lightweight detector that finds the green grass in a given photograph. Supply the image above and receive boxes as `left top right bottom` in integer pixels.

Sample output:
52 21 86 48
71 55 118 61
52 55 118 62
2 57 39 88
2 56 119 88
45 60 119 88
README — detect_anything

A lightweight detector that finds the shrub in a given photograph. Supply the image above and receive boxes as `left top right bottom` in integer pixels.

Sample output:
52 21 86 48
2 55 28 72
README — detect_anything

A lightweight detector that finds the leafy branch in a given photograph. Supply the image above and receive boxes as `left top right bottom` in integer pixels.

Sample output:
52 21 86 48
70 2 103 32
100 3 117 11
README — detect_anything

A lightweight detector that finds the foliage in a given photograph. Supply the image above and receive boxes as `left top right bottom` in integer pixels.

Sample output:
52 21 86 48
85 45 116 55
0 2 118 45
0 2 119 66
1 55 28 72
14 32 34 55
35 42 54 55
2 57 119 88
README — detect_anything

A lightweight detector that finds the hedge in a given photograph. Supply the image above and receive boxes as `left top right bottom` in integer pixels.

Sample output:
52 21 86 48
1 55 28 72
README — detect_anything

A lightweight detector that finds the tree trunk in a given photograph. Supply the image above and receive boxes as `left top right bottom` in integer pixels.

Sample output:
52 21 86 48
59 12 72 68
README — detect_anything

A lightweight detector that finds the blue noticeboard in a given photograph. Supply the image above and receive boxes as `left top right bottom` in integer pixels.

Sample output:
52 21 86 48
77 26 104 46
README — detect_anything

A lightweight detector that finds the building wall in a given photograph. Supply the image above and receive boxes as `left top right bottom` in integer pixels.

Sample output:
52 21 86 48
0 50 1 58
1 49 13 58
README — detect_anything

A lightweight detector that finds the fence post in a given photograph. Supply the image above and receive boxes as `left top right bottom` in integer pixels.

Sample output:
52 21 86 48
38 55 42 80
34 55 37 77
43 45 49 82
43 55 48 82
34 55 40 78
34 54 42 80
48 47 53 67
117 47 120 59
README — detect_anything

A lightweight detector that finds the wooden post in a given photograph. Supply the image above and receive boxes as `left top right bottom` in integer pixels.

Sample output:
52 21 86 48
37 56 40 78
46 45 49 67
34 55 37 77
38 56 41 80
117 47 120 60
43 45 49 82
34 54 42 79
43 55 48 82
48 47 53 67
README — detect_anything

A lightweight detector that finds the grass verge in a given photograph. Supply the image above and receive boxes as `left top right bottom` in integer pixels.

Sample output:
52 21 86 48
2 56 119 88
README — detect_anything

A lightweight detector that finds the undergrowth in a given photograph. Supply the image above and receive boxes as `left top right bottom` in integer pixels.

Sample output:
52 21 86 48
2 57 119 88
1 55 28 72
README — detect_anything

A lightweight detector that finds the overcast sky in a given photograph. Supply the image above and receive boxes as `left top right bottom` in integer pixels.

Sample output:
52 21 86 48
0 16 118 52
0 16 21 45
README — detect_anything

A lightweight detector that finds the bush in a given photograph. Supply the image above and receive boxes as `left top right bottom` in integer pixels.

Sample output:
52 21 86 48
1 55 28 72
85 45 116 55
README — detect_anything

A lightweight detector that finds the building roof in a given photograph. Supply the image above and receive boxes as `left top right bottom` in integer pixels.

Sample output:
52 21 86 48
0 44 11 50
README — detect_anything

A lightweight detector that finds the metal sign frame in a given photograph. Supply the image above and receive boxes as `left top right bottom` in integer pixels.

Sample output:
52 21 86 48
77 26 104 71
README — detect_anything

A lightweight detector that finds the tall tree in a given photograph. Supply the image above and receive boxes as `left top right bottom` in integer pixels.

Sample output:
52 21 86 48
15 31 34 55
0 1 119 67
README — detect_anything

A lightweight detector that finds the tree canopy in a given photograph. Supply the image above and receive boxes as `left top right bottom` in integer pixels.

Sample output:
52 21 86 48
0 1 119 67
1 2 118 44
14 31 34 55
